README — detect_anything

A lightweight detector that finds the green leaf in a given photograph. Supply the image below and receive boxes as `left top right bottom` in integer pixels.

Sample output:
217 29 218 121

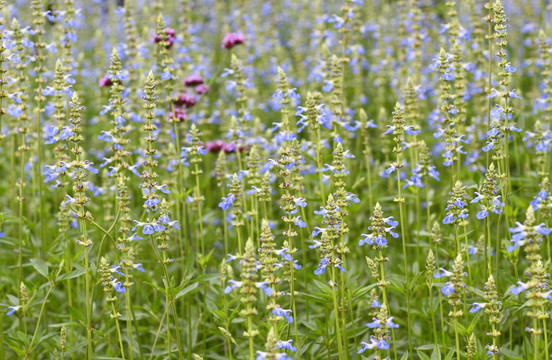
431 346 441 360
30 258 49 279
175 282 199 299
417 350 431 360
444 348 455 360
499 347 523 359
58 268 85 281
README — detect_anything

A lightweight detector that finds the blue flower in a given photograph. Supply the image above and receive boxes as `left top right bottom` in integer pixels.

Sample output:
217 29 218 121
224 280 242 294
476 209 489 219
443 214 454 224
469 302 486 313
504 62 516 73
314 257 329 275
7 306 20 316
112 279 126 293
219 193 236 211
322 80 334 92
277 339 297 352
226 254 239 262
161 70 172 80
272 305 293 323
441 282 455 296
434 268 452 279
358 338 378 353
309 240 321 249
510 281 529 295
133 263 146 273
376 339 389 350
110 265 125 277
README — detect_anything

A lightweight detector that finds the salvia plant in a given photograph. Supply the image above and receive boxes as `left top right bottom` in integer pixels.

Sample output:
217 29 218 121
3 1 552 360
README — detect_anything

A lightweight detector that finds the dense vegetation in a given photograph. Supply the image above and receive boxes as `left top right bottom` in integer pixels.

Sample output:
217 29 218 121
0 0 551 359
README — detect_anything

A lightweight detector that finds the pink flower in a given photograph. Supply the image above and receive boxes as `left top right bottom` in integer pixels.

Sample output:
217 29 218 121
174 94 197 108
183 75 205 87
205 140 248 154
168 107 187 122
99 76 113 87
205 140 226 153
153 27 176 49
195 84 209 94
222 33 245 49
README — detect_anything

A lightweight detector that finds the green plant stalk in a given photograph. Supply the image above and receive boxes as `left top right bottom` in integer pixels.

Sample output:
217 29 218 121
433 245 447 346
25 265 63 359
542 312 549 359
428 285 439 359
194 162 205 263
454 318 460 360
463 225 472 283
533 317 539 360
486 0 493 167
316 128 326 204
83 227 93 360
379 249 398 360
124 275 134 360
485 217 492 280
172 117 188 261
365 149 373 209
330 264 345 360
111 303 126 360
17 140 25 290
287 222 301 360
247 315 254 360
149 235 184 359
34 30 46 259
396 152 413 356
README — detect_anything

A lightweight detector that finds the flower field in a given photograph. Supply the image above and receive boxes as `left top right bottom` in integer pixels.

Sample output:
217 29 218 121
1 0 551 359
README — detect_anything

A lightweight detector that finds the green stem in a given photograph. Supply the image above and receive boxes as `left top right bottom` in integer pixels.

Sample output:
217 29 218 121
111 303 126 360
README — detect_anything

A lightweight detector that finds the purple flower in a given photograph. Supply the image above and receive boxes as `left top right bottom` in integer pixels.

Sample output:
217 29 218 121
222 33 245 49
